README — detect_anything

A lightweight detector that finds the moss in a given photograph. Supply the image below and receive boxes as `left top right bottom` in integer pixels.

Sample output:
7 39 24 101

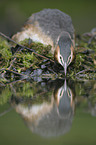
19 39 52 57
7 39 53 74
0 34 96 82
67 35 96 79
0 37 12 68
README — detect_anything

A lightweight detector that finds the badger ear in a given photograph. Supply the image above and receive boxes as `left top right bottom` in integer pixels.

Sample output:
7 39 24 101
70 45 75 61
54 45 60 62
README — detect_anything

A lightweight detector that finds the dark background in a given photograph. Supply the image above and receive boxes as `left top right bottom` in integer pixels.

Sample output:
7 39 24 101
0 0 96 36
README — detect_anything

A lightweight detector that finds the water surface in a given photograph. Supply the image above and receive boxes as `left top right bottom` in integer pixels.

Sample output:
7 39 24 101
0 79 96 145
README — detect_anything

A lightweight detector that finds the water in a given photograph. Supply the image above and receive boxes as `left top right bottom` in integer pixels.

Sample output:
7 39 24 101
0 79 96 145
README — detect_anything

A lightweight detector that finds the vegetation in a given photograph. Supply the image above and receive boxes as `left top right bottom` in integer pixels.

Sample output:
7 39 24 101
0 31 96 84
0 81 52 106
68 34 96 79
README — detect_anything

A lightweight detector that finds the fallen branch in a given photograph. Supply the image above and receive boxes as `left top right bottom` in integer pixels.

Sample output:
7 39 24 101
0 81 6 86
6 77 27 85
8 57 17 70
0 58 17 78
5 69 28 77
0 68 6 71
0 107 13 117
75 68 94 76
0 32 35 52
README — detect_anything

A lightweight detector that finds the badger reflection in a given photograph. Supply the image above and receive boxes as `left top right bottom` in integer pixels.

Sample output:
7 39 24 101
13 79 75 137
54 80 73 119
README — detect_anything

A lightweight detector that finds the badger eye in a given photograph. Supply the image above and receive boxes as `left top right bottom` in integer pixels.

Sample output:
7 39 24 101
60 56 62 61
67 55 71 65
60 55 64 65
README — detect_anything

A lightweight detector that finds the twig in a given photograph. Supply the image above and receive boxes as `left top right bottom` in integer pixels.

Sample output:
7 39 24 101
47 68 58 76
75 69 93 76
75 76 87 81
0 32 35 52
5 69 28 76
0 32 55 63
0 81 6 86
0 68 6 71
6 77 27 85
88 34 96 44
0 58 17 77
8 57 17 70
0 107 13 117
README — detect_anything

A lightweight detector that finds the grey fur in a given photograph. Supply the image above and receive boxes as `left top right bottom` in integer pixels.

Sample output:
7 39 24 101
26 103 73 137
24 9 74 45
58 32 72 62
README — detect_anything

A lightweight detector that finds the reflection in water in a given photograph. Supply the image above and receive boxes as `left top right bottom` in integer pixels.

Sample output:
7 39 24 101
88 102 96 117
0 79 96 138
54 80 74 119
13 79 75 137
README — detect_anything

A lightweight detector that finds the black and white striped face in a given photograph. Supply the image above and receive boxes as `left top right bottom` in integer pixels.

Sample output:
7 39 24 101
55 80 73 118
57 32 74 75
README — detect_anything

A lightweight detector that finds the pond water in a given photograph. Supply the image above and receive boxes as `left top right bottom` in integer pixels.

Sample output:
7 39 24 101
0 78 96 145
